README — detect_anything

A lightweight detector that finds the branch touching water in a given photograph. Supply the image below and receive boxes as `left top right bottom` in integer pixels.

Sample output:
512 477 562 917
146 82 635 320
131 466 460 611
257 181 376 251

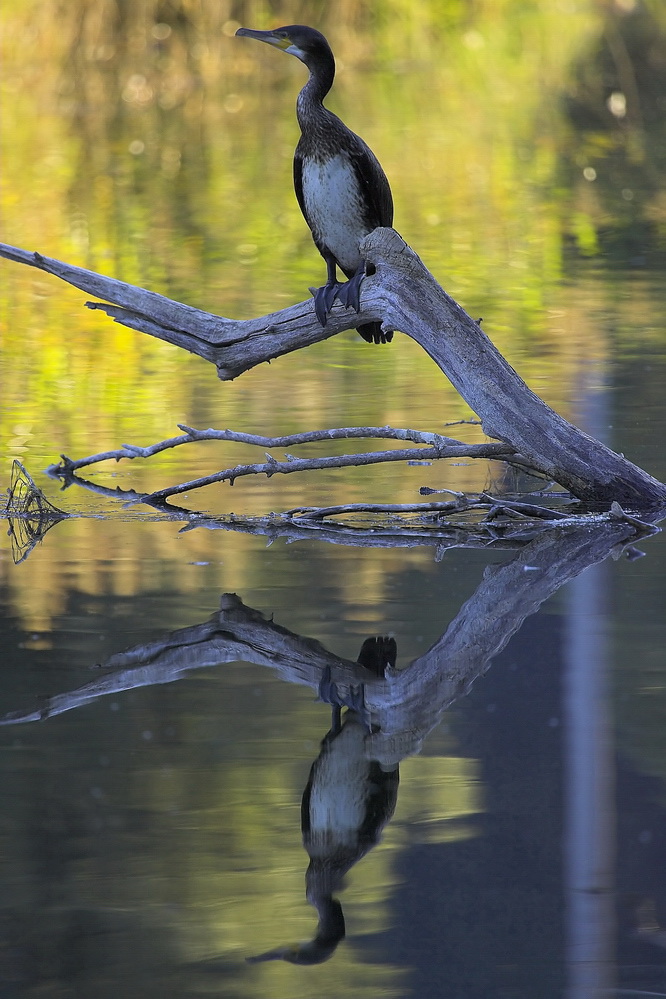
2 230 666 509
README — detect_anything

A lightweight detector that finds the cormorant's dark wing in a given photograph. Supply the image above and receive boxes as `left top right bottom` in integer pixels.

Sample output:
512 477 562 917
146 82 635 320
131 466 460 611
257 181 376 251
347 135 394 231
301 765 314 836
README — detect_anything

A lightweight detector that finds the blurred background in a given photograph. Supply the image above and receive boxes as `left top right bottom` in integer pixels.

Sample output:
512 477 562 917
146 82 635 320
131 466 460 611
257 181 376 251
1 2 666 996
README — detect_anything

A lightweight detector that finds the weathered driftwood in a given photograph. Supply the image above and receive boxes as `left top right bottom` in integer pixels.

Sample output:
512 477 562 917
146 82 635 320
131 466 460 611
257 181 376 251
8 451 655 566
2 231 665 509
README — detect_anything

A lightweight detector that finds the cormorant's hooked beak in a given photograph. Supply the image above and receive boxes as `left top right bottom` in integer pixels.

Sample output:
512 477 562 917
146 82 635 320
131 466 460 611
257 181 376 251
236 27 305 61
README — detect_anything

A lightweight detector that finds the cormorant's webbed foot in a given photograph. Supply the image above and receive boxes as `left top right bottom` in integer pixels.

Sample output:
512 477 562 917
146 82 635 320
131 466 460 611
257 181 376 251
318 666 371 733
313 282 340 327
340 262 393 345
336 261 366 314
313 262 392 344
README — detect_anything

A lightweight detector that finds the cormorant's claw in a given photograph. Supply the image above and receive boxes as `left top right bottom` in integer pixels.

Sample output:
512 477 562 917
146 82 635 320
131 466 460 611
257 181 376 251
313 282 340 327
313 262 369 326
317 666 372 733
318 665 338 708
335 264 365 314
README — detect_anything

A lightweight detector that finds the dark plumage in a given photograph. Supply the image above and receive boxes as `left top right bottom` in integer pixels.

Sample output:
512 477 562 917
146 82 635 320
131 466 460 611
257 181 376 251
236 24 394 344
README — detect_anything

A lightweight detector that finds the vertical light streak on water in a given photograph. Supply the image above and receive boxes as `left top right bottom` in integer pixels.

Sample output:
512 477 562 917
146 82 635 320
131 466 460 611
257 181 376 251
564 367 616 998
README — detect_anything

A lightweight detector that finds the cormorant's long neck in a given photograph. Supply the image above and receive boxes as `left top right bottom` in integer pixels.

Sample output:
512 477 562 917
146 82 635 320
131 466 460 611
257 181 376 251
296 53 335 131
312 895 345 948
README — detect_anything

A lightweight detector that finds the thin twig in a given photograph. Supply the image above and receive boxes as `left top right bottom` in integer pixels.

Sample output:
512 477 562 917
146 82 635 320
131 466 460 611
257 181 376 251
46 422 484 475
139 443 516 507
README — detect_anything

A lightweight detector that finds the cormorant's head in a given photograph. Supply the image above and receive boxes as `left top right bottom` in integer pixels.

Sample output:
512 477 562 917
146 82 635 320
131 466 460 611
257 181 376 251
236 24 333 73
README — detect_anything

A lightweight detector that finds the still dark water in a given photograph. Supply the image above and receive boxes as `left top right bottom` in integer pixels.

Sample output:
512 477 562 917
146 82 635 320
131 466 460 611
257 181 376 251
3 3 666 997
1 460 666 998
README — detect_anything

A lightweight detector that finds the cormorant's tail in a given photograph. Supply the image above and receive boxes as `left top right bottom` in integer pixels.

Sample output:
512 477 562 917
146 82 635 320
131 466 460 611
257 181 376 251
357 636 397 675
356 322 393 345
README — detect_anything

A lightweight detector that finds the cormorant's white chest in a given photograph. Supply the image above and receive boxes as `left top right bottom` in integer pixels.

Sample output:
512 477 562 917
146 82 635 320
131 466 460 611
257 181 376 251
307 719 370 851
300 154 367 274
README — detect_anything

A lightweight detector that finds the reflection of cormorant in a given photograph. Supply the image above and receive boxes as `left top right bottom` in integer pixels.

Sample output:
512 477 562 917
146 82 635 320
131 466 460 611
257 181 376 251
247 637 399 965
236 24 394 345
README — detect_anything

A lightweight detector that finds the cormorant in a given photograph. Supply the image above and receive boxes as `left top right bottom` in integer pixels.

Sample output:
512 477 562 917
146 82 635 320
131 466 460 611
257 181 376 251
247 637 398 965
236 24 394 345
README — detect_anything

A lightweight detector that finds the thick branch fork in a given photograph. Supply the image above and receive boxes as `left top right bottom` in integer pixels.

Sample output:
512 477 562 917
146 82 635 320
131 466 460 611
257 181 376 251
2 232 665 509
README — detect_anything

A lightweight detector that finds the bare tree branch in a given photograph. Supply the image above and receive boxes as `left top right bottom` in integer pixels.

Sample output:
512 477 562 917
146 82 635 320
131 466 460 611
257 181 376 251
46 421 485 474
52 441 517 508
17 457 600 558
285 494 574 522
0 241 345 374
43 420 543 511
23 445 655 561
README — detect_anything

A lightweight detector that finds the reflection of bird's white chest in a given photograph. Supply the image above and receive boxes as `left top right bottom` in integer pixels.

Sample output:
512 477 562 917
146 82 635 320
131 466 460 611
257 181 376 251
308 720 369 849
301 155 366 272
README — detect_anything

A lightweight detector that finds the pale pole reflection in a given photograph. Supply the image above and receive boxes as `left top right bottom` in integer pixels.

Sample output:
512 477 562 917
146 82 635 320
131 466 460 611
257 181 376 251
564 368 616 998
564 561 616 998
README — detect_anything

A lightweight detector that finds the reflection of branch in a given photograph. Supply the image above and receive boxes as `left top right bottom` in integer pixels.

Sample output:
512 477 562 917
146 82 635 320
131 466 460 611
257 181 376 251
365 520 645 764
0 522 652 753
180 509 571 550
4 461 69 564
0 594 365 728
